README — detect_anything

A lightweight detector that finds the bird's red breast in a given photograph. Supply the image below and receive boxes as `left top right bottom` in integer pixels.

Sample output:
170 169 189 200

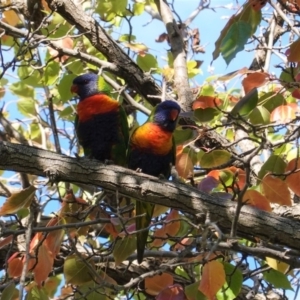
77 94 119 122
130 122 173 155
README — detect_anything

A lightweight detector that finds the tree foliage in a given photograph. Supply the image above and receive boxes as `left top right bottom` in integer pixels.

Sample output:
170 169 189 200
0 0 300 299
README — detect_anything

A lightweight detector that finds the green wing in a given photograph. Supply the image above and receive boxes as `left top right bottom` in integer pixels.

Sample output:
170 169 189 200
111 105 129 167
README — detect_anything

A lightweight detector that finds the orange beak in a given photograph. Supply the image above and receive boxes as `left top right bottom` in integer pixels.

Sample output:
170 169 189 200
70 84 78 94
170 109 179 121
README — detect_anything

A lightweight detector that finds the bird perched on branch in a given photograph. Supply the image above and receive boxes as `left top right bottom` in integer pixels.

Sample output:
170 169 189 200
127 100 181 263
71 73 129 166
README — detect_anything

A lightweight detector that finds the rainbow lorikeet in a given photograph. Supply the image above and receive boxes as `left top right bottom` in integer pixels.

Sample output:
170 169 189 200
127 100 181 263
70 73 129 166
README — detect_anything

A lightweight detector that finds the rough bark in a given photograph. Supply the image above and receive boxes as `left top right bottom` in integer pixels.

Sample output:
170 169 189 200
1 141 300 255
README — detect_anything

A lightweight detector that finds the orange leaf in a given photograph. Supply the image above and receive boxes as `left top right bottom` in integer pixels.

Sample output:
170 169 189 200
242 190 272 212
30 232 43 252
8 253 23 278
3 10 20 26
0 235 13 249
48 37 73 62
192 96 222 110
262 174 292 206
174 237 193 251
242 72 269 94
199 261 226 300
176 152 194 179
152 210 181 247
145 273 174 296
286 158 300 196
33 243 54 287
44 217 65 257
227 166 246 190
288 38 300 62
270 104 296 123
0 185 36 216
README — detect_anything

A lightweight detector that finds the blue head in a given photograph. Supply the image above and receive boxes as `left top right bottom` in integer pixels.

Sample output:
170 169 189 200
71 73 99 100
152 100 181 132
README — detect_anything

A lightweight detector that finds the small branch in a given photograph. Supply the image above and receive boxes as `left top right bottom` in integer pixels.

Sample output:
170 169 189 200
154 0 193 111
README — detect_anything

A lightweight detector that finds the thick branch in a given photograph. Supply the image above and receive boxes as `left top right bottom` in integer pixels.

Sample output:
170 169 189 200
45 0 162 105
1 141 300 254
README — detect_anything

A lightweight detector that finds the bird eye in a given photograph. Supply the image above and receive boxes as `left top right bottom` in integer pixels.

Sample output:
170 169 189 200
83 80 89 84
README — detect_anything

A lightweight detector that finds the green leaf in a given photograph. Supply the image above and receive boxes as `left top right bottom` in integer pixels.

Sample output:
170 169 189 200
58 74 77 102
0 185 36 216
25 286 49 300
113 236 136 265
248 106 270 125
200 150 231 168
258 155 286 180
194 108 219 123
220 20 252 65
58 106 75 121
263 269 293 290
97 76 111 94
185 281 207 300
17 98 36 117
44 275 63 298
10 82 34 98
137 53 158 72
17 66 43 87
133 2 145 15
259 92 286 112
231 88 258 116
29 123 41 142
223 262 243 297
64 254 95 285
1 282 18 300
174 128 194 145
119 34 137 42
201 84 215 96
66 58 84 74
75 281 110 300
44 61 60 85
239 3 261 34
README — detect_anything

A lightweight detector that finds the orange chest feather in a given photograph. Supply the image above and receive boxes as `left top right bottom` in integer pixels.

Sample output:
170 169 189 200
77 95 119 122
131 123 173 155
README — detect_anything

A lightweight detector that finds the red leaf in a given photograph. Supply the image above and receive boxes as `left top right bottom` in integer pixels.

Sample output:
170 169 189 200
192 96 222 110
156 284 186 300
242 72 269 94
145 273 174 296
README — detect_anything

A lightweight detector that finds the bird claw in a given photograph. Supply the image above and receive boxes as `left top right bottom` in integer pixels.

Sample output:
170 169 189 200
44 167 60 186
135 168 143 173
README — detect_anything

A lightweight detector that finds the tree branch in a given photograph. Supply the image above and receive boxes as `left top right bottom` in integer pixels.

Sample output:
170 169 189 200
45 0 162 105
1 141 300 253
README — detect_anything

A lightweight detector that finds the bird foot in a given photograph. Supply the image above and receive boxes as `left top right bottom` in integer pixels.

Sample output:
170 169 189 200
104 159 114 165
135 168 143 173
158 173 166 180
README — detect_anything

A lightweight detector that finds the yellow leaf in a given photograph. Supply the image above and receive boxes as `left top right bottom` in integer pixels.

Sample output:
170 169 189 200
199 261 226 300
266 257 289 274
0 185 36 215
